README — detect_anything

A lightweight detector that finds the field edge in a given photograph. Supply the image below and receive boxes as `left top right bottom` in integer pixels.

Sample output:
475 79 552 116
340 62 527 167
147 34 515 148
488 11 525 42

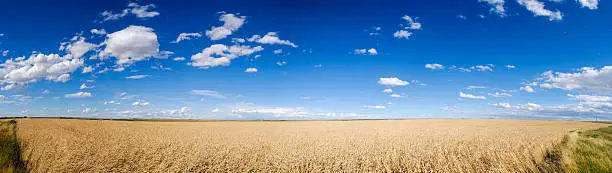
537 125 612 173
0 120 27 173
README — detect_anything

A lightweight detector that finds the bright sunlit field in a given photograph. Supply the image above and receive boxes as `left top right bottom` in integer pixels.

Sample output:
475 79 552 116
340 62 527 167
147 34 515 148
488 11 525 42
14 119 608 172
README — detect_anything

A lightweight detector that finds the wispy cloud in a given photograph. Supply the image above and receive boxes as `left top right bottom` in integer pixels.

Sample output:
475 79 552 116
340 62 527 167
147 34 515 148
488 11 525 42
125 75 151 79
190 90 225 99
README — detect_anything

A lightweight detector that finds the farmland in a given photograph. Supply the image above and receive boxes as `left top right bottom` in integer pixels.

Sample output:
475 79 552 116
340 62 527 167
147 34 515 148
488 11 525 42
13 119 609 172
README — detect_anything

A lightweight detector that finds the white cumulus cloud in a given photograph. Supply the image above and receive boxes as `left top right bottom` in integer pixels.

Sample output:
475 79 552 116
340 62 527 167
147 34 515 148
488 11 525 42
104 100 120 105
471 64 494 72
248 32 297 47
245 68 258 73
81 66 94 73
568 94 612 102
367 48 378 55
394 15 421 40
520 85 536 93
64 92 93 98
190 44 263 69
100 10 128 21
425 63 444 70
128 3 160 18
577 0 599 10
206 13 246 40
132 100 151 106
459 92 486 100
172 32 202 43
80 83 94 89
492 102 511 108
478 0 506 16
90 29 107 35
101 25 160 65
100 3 159 21
491 101 612 120
0 53 83 90
353 48 378 55
538 66 612 93
517 0 563 21
401 15 422 30
378 77 409 87
488 92 512 97
59 36 97 59
393 30 412 39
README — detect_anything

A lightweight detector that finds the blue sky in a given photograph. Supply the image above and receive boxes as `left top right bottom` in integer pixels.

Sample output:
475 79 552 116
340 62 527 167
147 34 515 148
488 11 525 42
0 0 611 120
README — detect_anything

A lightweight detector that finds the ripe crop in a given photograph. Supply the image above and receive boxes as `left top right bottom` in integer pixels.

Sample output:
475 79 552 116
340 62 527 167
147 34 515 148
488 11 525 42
16 119 607 172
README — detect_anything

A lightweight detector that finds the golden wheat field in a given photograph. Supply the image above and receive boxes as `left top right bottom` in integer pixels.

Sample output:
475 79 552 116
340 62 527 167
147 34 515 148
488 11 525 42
15 118 607 172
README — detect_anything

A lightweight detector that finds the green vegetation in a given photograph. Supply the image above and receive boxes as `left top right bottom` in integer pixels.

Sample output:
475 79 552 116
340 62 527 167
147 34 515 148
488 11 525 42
539 125 612 173
566 126 612 173
0 120 26 173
